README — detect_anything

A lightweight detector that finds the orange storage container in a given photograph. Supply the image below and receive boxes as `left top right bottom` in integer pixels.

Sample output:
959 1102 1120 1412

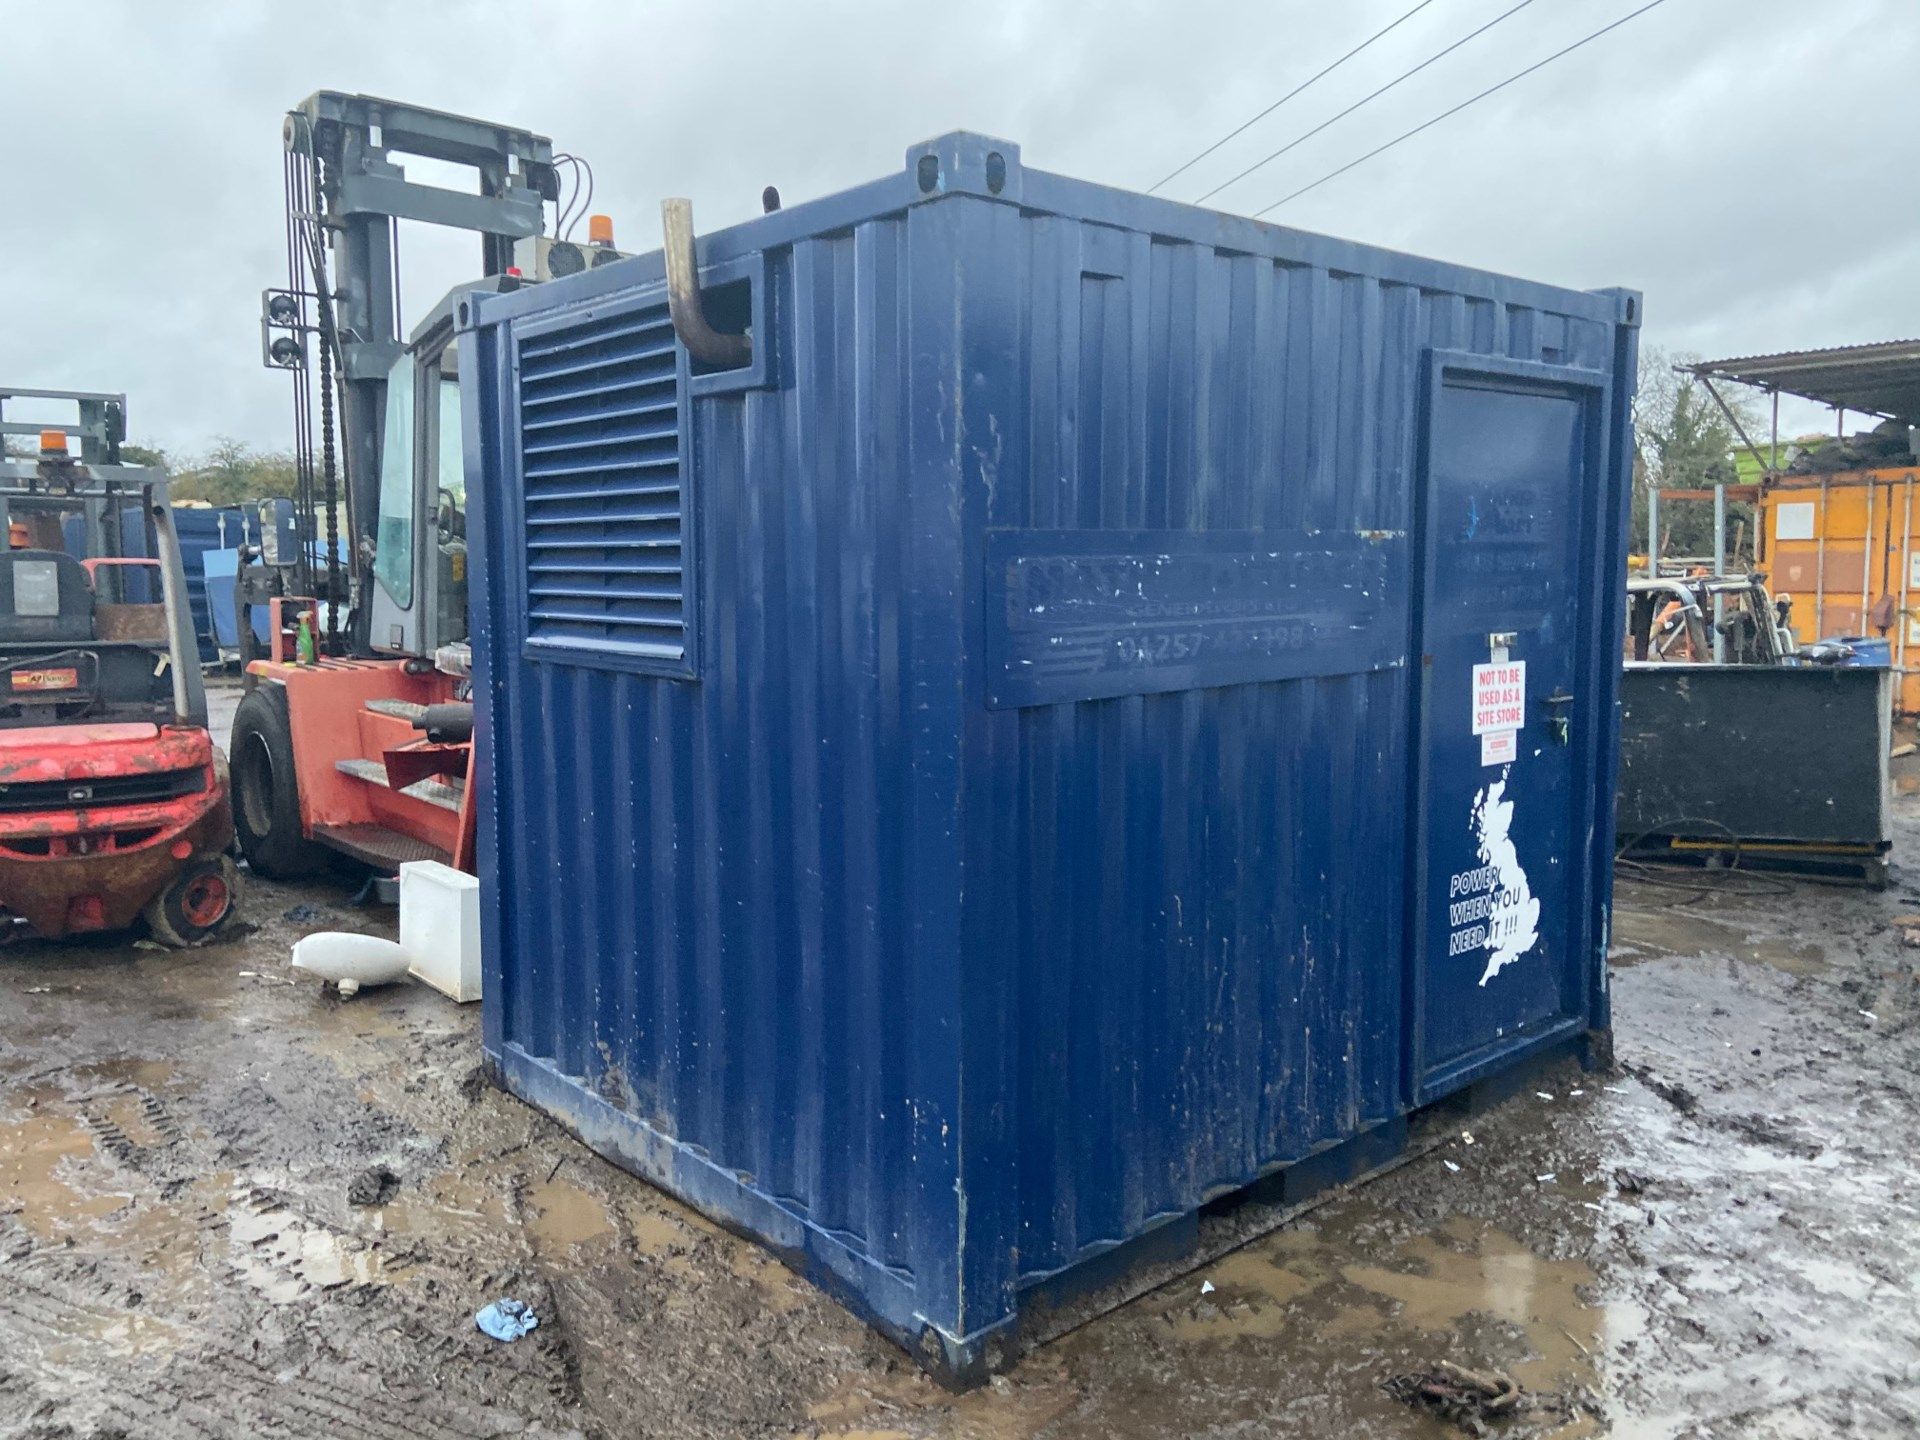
1761 466 1920 712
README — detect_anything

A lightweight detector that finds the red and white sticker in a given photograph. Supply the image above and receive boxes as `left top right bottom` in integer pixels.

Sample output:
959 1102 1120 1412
1480 728 1517 767
1471 661 1525 735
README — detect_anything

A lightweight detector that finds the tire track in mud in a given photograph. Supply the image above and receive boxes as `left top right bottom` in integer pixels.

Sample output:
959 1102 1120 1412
0 1082 542 1439
1 1243 535 1440
78 1109 141 1168
131 1350 494 1440
76 1081 194 1183
68 1078 400 1309
0 1255 216 1438
0 891 621 1440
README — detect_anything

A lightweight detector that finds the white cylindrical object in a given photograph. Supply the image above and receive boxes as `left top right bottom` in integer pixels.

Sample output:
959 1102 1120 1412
290 932 413 995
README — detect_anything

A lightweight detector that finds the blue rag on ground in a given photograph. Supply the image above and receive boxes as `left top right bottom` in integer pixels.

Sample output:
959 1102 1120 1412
476 1298 539 1341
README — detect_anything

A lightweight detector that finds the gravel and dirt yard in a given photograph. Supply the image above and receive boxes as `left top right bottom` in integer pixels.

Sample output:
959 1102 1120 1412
2 720 1917 1436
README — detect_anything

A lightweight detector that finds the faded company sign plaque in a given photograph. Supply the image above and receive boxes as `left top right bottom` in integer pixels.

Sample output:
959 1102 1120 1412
984 529 1408 709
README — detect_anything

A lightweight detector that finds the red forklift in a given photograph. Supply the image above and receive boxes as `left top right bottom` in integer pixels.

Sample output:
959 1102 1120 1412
0 394 237 945
231 93 602 881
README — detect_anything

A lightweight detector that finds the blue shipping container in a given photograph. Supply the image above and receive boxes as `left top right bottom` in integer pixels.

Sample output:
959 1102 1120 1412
464 133 1640 1379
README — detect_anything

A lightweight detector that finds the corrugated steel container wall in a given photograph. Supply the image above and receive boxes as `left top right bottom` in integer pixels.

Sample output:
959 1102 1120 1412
1761 467 1920 711
464 133 1640 1375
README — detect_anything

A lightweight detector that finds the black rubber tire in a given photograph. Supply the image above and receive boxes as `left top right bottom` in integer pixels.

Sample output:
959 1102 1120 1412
231 684 329 880
143 854 240 948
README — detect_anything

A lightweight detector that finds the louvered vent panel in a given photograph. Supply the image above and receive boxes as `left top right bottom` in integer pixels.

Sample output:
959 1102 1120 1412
516 299 687 669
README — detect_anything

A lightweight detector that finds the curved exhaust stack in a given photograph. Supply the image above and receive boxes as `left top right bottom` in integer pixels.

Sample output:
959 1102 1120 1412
661 198 751 371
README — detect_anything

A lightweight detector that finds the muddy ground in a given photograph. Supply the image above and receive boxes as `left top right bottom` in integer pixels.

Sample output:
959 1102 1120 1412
2 786 1917 1435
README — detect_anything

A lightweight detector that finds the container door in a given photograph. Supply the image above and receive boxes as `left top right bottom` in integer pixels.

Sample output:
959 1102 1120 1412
1411 352 1611 1102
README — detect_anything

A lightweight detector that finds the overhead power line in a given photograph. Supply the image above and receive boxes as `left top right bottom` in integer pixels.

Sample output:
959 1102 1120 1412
1193 0 1540 205
1147 0 1443 195
1253 0 1676 217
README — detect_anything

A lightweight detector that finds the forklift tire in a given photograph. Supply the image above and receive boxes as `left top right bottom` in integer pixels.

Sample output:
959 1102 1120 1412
144 855 240 948
231 684 329 880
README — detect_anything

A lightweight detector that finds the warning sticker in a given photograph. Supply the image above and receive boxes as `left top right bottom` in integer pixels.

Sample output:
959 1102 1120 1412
1480 728 1517 766
1471 661 1526 736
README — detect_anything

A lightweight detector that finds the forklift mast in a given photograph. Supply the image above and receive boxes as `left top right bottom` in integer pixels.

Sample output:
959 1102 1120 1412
259 92 558 656
0 388 131 557
0 387 126 466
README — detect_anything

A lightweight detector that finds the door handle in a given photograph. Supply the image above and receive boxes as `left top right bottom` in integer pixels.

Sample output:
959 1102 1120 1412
1539 689 1574 745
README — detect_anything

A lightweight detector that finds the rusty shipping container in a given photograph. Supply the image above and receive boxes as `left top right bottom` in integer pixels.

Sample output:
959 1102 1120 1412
461 133 1641 1380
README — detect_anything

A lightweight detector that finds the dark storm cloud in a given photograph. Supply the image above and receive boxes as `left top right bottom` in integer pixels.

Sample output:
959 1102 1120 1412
2 0 1913 455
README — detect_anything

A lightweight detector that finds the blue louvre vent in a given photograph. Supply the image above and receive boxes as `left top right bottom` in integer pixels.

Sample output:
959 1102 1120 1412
515 295 691 674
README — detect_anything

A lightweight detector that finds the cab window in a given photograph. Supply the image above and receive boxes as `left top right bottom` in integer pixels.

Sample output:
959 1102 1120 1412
436 369 464 508
373 354 416 608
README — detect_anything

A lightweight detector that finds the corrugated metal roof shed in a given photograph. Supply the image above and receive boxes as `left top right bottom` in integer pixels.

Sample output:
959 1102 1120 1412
1688 339 1920 423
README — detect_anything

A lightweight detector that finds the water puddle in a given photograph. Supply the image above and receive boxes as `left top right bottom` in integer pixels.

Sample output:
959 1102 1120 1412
1339 1223 1612 1390
0 1103 134 1239
68 1057 178 1091
525 1175 616 1251
1169 1229 1331 1340
294 994 434 1080
1609 905 1829 975
1167 1213 1646 1403
728 1239 807 1314
628 1202 696 1254
228 1184 388 1301
371 1167 504 1241
46 1309 182 1362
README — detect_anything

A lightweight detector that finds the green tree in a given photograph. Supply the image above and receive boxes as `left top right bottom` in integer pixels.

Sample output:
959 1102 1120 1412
1632 348 1763 568
170 437 300 505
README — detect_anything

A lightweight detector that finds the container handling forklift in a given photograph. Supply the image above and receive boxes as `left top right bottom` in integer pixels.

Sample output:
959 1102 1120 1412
0 391 237 944
234 92 628 880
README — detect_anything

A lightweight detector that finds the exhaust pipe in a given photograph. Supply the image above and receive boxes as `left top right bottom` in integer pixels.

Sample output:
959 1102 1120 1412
661 198 751 372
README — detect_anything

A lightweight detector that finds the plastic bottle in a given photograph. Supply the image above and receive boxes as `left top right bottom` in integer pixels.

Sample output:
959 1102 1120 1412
295 612 316 665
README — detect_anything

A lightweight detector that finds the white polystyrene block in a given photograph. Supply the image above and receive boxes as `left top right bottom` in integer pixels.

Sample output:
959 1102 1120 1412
400 860 482 1003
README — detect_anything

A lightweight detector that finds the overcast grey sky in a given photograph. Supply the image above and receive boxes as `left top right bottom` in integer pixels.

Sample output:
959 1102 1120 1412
3 0 1913 457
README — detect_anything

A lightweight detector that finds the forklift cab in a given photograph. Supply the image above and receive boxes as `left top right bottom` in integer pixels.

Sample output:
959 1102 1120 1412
0 551 179 726
0 428 206 731
365 293 471 659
